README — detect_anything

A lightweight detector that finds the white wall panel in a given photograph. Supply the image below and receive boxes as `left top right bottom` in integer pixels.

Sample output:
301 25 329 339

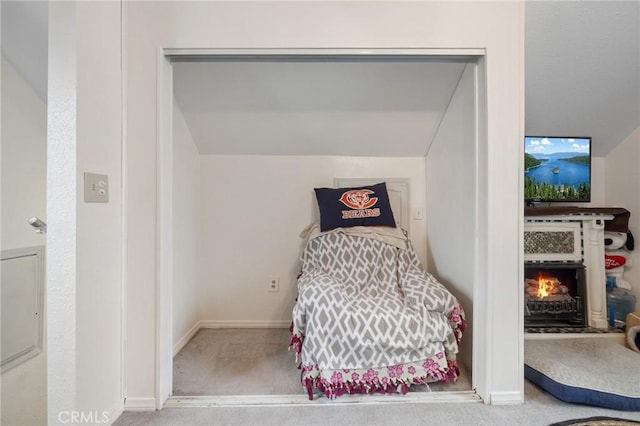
46 2 77 421
172 103 201 350
1 57 47 251
606 127 640 302
199 155 427 323
590 157 606 206
75 1 123 420
426 64 475 373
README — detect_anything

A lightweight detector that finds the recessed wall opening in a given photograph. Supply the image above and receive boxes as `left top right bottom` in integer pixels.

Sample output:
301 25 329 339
160 50 486 403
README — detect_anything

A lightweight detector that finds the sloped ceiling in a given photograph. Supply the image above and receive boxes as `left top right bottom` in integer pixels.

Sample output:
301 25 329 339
525 1 640 157
1 1 48 101
173 59 467 156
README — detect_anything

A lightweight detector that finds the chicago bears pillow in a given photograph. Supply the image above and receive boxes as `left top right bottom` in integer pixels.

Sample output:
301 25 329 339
314 182 397 232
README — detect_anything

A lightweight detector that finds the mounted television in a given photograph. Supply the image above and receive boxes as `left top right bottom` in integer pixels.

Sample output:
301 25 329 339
524 136 591 203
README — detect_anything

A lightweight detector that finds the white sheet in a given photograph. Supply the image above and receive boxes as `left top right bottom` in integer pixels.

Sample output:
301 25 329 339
300 222 408 250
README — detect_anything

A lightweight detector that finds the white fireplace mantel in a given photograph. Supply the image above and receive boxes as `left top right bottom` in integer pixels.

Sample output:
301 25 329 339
524 213 614 329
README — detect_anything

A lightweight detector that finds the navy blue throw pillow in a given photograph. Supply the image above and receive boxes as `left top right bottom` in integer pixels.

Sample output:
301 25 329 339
314 182 397 232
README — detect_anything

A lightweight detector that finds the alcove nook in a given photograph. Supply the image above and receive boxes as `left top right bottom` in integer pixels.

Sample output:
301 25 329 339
163 51 485 401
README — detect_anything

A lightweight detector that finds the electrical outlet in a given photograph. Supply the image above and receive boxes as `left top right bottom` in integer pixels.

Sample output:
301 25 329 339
268 276 279 293
84 172 109 203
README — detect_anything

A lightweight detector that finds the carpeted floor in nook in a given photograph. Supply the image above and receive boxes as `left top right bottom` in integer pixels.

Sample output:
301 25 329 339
172 328 472 396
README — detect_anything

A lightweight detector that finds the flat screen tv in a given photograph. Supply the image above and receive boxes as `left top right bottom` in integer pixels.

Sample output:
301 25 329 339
524 136 591 203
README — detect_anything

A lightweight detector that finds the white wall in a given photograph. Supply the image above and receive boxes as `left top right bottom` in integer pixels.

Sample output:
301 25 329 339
172 102 201 350
199 155 427 323
125 1 523 405
1 55 47 426
47 1 123 423
46 2 78 422
605 127 640 303
1 56 47 250
75 1 123 420
544 156 605 207
426 64 475 373
590 157 606 206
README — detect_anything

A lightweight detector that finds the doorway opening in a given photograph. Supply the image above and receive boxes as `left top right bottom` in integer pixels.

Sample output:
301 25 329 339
157 49 488 406
1 2 49 424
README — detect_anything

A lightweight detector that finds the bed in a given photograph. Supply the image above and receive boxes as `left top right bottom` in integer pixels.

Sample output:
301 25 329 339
290 220 466 400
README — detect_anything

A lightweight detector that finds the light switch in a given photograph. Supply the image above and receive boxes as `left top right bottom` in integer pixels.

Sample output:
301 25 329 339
84 172 109 203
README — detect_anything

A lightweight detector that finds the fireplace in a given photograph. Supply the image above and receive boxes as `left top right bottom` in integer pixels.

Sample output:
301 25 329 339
524 262 587 327
524 213 614 329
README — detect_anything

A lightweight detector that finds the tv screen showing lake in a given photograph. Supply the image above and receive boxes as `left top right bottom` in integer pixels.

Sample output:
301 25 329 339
524 140 591 201
526 156 590 187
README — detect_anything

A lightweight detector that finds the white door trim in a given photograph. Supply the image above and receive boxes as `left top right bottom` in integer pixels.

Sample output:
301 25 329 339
156 49 174 409
155 48 495 409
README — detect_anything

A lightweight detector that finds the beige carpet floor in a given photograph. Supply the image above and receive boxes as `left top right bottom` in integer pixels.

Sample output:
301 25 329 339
172 328 471 396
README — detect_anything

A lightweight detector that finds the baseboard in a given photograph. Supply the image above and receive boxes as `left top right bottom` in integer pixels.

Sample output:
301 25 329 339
199 320 291 329
489 391 523 405
173 321 201 357
123 397 156 411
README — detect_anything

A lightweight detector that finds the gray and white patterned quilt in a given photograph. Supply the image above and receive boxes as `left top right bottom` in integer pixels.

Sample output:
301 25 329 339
291 226 466 399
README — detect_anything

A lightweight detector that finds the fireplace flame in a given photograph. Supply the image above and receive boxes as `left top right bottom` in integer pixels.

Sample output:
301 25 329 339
537 276 557 298
526 275 568 300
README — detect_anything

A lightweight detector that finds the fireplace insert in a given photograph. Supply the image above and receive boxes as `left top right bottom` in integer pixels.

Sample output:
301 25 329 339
524 262 587 327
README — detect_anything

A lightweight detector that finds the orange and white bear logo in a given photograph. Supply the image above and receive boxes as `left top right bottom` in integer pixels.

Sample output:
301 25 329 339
339 189 381 219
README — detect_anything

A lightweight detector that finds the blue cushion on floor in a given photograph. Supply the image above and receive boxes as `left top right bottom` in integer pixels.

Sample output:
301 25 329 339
524 338 640 411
